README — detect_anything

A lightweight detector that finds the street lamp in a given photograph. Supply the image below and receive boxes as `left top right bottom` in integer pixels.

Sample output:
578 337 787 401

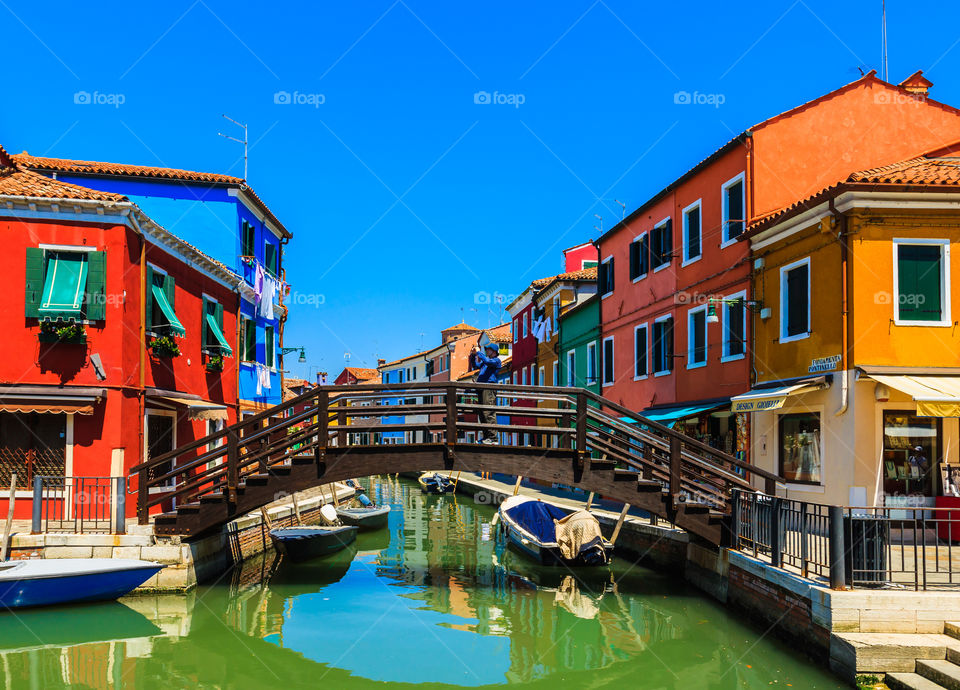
281 346 307 363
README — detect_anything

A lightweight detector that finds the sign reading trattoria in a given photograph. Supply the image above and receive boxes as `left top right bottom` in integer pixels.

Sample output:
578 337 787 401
808 354 841 373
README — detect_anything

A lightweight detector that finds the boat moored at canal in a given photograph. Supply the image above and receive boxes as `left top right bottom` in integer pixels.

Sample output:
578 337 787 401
0 559 163 610
418 472 455 494
498 495 611 567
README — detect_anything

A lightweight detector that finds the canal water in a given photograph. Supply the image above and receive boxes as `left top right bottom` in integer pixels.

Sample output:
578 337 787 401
0 476 844 689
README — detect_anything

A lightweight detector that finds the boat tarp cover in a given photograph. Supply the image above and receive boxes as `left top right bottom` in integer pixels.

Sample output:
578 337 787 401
505 500 568 542
555 510 605 561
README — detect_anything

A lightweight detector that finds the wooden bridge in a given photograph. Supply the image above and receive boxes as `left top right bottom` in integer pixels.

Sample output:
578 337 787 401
130 381 779 544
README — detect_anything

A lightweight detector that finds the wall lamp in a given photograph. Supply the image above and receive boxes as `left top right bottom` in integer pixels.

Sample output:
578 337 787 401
705 297 764 324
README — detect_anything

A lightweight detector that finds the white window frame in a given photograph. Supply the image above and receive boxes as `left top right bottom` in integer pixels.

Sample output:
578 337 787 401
632 232 648 283
686 304 708 369
513 319 518 343
521 367 527 386
721 172 746 247
779 257 811 344
539 366 544 388
601 335 614 387
633 323 648 380
721 289 748 362
892 238 952 327
552 360 559 387
601 255 614 299
522 312 528 338
566 349 576 387
652 217 672 273
586 341 597 385
653 314 673 377
681 199 702 266
530 364 536 386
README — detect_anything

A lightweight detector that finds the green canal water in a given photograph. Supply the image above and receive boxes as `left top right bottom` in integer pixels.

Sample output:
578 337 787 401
0 477 844 689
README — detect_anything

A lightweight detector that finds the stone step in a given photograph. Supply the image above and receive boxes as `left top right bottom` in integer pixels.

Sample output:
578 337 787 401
832 633 960 679
918 660 960 690
946 623 960 642
887 672 948 690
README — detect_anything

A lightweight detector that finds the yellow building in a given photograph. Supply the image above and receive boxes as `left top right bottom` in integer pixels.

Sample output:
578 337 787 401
736 154 960 508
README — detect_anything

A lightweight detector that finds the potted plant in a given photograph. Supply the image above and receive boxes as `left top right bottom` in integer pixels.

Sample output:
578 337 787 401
205 353 224 373
150 336 181 358
38 322 86 344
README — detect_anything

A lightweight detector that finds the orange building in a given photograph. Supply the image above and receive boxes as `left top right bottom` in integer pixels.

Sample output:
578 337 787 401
738 153 960 508
598 70 960 461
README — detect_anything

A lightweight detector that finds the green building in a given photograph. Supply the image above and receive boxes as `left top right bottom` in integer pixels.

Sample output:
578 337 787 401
558 293 600 395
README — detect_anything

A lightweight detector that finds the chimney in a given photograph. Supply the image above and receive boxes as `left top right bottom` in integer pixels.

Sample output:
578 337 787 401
377 358 385 367
899 70 933 97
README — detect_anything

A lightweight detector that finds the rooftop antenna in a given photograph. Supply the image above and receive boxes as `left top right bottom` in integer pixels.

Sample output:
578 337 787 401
218 114 248 180
593 213 603 234
419 332 426 351
881 0 888 82
614 199 626 220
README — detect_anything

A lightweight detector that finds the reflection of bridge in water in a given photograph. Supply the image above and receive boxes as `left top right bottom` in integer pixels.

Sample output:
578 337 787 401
133 381 780 544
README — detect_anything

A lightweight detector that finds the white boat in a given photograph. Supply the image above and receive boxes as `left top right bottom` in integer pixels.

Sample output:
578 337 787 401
497 495 612 567
0 559 163 609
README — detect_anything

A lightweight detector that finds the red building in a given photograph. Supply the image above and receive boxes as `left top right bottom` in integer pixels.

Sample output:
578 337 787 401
598 70 960 455
0 147 238 519
562 242 598 272
333 367 381 385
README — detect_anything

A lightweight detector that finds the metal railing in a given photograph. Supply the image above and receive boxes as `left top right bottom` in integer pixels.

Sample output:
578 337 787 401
32 476 126 534
732 490 960 590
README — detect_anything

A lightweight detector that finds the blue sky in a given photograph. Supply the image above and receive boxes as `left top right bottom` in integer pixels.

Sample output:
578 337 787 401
3 1 960 380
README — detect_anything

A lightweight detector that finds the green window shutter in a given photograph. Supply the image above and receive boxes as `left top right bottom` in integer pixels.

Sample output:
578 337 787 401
898 244 942 321
215 302 227 353
201 297 210 347
145 266 154 331
25 248 45 318
86 251 106 321
165 274 177 330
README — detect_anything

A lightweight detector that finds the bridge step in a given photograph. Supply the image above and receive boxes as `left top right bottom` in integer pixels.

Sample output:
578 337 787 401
636 479 663 492
244 473 272 485
176 502 202 513
590 458 618 470
154 511 179 525
613 469 640 482
199 492 225 504
291 455 315 465
682 503 712 514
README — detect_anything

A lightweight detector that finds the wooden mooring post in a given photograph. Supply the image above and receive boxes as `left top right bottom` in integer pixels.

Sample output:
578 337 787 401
1 475 17 561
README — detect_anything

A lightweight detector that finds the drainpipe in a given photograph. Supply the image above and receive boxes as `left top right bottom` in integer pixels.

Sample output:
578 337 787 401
125 209 148 473
279 236 290 403
830 198 850 418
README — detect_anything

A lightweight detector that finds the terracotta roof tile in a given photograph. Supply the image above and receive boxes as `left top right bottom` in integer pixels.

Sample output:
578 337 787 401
13 152 290 238
441 322 479 332
343 367 381 381
747 155 960 235
0 165 127 202
483 323 512 343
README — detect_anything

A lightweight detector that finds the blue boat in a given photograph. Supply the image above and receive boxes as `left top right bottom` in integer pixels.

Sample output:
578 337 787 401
497 495 612 567
0 559 163 609
269 525 358 562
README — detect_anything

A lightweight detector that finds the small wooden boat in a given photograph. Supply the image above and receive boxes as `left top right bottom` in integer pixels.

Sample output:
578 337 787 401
497 495 612 567
336 505 390 530
418 472 455 494
269 525 358 562
0 559 163 610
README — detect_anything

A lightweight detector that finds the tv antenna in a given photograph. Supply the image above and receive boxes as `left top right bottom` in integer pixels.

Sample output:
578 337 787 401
881 0 888 82
218 114 248 180
593 213 602 234
614 199 626 219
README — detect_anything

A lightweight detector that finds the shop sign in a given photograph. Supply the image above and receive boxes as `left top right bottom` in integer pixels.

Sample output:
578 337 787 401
731 396 788 413
808 354 841 373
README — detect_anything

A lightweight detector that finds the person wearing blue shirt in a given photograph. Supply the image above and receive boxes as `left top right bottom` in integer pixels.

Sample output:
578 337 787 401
471 342 501 445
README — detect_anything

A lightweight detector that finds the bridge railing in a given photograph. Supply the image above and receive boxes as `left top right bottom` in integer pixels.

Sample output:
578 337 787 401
130 381 781 525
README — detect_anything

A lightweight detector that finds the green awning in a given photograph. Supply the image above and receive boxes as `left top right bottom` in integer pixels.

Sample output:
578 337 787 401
205 313 233 356
39 252 88 321
151 283 186 337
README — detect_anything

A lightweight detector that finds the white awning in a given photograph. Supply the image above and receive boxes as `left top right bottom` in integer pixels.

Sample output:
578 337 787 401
868 374 960 417
731 378 827 413
157 396 229 421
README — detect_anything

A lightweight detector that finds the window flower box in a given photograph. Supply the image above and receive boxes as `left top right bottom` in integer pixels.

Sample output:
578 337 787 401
38 322 86 344
150 336 181 359
205 354 224 373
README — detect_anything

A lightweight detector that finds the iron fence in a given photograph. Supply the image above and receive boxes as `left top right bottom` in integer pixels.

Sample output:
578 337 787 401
32 476 126 534
732 490 960 590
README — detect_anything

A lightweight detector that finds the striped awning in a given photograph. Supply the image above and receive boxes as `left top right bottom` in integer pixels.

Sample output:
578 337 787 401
39 251 88 321
205 313 233 356
151 283 186 337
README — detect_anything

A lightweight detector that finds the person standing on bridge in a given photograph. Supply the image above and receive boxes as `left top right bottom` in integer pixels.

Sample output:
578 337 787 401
471 342 502 445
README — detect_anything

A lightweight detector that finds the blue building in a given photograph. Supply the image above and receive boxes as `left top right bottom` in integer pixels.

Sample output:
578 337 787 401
16 153 292 414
